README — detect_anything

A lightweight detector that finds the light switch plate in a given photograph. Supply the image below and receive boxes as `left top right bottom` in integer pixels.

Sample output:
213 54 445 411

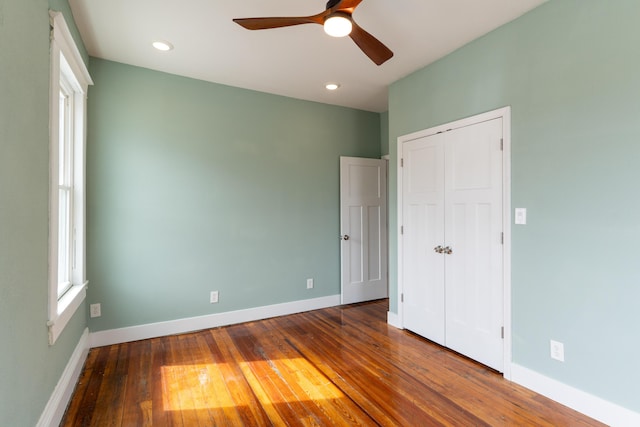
515 208 527 225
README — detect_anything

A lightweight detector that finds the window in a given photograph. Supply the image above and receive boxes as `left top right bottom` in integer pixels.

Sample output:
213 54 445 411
48 11 93 345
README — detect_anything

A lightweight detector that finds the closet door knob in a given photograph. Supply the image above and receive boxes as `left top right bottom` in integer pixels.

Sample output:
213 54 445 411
341 235 350 241
434 245 444 253
443 246 453 255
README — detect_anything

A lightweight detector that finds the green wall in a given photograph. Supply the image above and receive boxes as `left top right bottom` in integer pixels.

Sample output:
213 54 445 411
388 0 640 413
87 59 381 331
380 111 389 156
0 0 88 425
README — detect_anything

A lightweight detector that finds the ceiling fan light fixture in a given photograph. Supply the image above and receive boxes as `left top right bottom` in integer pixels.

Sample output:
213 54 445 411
324 13 352 38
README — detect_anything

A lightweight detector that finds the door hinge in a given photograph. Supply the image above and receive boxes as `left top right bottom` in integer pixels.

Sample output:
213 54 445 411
401 225 404 235
401 293 404 303
501 232 504 244
500 138 504 151
501 326 504 339
401 158 404 167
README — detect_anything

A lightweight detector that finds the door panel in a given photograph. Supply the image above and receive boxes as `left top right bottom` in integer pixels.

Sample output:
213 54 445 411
402 136 445 344
444 118 504 371
340 157 388 305
348 206 363 284
367 205 382 281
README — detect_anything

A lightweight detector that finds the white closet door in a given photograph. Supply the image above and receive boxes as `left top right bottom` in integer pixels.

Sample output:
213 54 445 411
444 118 504 371
401 117 504 372
402 134 446 345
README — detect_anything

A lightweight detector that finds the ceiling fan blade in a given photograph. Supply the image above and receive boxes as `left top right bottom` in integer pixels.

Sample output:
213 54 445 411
349 22 393 65
233 15 323 30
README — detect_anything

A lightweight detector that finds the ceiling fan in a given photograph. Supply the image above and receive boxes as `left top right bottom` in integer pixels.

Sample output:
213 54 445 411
233 0 393 66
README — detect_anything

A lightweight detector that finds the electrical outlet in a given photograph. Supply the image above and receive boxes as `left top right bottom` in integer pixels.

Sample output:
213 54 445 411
306 278 314 289
210 291 219 304
90 303 101 318
550 340 565 362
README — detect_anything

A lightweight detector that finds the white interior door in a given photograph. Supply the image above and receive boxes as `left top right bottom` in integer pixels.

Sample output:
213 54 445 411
402 135 446 344
401 118 504 372
340 157 388 305
444 118 504 371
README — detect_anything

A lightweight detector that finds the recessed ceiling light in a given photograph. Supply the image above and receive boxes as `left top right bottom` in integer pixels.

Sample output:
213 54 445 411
325 83 340 91
152 40 173 51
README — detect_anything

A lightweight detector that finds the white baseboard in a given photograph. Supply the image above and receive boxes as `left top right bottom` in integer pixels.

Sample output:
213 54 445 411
511 363 640 427
386 311 402 328
90 294 341 348
37 328 89 427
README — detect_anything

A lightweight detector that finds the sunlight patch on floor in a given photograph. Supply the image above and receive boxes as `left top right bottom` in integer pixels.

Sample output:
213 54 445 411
161 357 345 412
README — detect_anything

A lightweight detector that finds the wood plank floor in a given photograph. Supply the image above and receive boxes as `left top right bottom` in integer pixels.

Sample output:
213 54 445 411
62 300 604 426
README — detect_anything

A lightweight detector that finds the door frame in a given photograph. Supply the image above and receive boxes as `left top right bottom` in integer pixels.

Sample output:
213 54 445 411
396 106 512 379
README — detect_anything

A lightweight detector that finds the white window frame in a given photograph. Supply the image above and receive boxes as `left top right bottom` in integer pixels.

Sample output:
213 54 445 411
48 11 93 345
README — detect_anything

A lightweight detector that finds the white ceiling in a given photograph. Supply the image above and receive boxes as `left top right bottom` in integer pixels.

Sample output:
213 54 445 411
68 0 545 113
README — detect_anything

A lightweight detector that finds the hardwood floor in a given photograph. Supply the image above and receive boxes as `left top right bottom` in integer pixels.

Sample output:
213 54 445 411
62 300 604 426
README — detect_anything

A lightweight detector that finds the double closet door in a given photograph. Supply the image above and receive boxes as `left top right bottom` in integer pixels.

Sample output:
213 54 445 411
402 118 504 372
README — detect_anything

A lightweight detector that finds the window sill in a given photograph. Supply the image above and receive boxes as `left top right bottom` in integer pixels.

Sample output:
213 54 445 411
48 281 87 345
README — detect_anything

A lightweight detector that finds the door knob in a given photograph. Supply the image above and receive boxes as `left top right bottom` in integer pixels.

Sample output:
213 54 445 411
341 235 350 241
443 246 453 255
434 245 444 253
